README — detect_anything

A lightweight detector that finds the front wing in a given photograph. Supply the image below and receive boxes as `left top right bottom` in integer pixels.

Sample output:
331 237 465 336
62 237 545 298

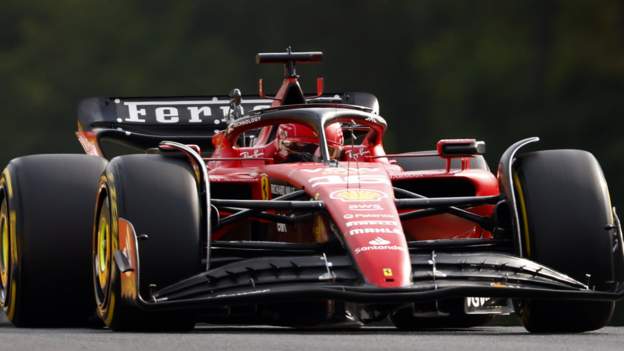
115 228 624 311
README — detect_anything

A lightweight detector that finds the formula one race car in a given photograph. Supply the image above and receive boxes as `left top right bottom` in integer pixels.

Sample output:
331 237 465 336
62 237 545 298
1 49 623 332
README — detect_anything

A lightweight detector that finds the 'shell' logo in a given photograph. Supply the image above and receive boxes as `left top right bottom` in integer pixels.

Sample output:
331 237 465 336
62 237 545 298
329 189 386 202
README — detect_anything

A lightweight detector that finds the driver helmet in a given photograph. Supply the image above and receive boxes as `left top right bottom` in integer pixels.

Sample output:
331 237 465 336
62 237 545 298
276 123 343 162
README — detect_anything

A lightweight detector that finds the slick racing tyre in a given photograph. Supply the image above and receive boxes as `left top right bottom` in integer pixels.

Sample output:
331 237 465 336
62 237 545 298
94 155 201 332
0 155 107 327
513 150 617 333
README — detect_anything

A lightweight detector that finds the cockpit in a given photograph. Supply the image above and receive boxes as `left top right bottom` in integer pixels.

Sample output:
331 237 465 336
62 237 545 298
214 106 388 165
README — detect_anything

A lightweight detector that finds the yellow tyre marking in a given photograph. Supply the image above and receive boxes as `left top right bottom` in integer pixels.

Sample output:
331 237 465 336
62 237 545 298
513 173 532 257
7 283 16 320
2 170 12 199
0 202 8 293
93 180 117 327
105 180 119 327
1 170 17 321
1 219 7 276
104 293 115 327
6 208 17 321
0 200 7 312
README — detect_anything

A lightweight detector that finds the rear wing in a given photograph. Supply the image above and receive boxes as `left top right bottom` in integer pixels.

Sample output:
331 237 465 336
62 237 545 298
77 96 272 158
76 92 378 158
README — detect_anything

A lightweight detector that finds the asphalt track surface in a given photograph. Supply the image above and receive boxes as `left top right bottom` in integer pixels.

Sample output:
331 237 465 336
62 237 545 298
1 315 623 351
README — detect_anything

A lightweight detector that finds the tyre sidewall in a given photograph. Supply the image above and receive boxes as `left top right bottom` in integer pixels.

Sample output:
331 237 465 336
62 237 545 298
514 149 616 332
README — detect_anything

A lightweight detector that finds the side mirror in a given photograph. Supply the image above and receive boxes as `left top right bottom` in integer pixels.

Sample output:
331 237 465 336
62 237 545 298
437 139 486 158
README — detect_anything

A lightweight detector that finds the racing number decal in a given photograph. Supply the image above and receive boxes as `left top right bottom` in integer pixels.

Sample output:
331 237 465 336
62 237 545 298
260 176 270 200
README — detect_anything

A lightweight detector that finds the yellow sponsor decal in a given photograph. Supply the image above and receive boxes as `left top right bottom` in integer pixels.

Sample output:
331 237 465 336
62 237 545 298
330 189 386 202
260 175 270 200
383 268 393 277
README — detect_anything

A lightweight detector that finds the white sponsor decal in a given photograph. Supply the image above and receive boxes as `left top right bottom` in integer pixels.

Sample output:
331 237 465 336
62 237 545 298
208 175 227 181
466 297 491 308
354 245 405 255
309 175 389 188
346 220 398 228
228 116 262 130
240 149 264 159
121 99 270 124
348 204 384 211
125 102 148 123
188 106 212 123
276 223 287 233
301 167 379 174
155 106 179 123
343 213 396 219
349 228 402 236
270 184 297 195
344 148 370 160
369 237 391 245
330 189 387 202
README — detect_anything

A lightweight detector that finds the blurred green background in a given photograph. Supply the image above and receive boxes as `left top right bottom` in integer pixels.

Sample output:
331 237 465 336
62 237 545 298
1 0 623 324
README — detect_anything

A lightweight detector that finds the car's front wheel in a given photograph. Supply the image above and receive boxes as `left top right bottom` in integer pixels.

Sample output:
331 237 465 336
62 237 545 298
513 149 619 333
93 154 202 331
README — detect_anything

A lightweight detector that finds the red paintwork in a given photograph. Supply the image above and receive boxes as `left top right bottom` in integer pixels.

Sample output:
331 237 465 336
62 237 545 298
395 169 498 240
266 163 410 287
78 66 499 289
202 74 499 289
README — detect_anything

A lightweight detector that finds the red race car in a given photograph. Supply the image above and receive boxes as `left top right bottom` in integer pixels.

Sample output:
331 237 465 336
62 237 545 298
1 49 623 332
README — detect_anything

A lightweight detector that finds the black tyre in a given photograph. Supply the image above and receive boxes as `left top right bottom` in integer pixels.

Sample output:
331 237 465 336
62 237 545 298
94 154 201 331
0 155 107 327
514 149 617 333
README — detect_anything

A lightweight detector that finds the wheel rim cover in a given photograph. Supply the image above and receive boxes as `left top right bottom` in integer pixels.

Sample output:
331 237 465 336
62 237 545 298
95 211 110 295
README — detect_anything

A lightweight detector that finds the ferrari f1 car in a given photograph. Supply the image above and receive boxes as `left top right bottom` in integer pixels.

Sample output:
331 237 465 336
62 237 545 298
1 50 623 332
